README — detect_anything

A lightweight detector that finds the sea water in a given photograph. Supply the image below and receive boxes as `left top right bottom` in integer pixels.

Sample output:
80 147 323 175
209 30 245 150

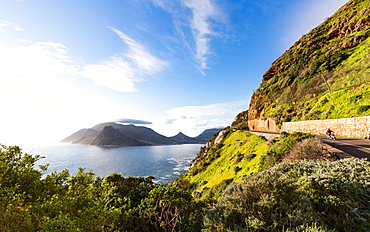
19 143 203 183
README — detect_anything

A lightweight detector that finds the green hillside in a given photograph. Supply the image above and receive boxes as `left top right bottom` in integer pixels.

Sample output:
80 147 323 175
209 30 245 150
176 0 370 200
174 129 318 199
245 0 370 127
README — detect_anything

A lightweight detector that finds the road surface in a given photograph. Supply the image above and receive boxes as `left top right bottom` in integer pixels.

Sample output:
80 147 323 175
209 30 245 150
245 130 370 160
317 136 370 161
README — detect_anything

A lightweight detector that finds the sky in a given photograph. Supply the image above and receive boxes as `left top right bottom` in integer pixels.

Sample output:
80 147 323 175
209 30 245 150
0 0 348 144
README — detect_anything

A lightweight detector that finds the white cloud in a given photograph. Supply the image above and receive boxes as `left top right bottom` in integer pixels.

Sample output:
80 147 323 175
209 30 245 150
0 20 24 32
81 27 168 92
81 55 138 92
183 0 217 71
165 102 238 118
0 41 78 79
110 27 168 74
148 0 224 74
151 100 249 136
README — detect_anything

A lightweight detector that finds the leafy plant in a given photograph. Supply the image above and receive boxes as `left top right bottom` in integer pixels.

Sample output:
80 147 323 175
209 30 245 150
206 158 370 231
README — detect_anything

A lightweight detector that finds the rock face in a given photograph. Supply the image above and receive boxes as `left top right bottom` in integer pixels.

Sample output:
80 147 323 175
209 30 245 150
235 0 370 131
61 129 98 143
91 126 148 147
191 128 230 167
73 129 100 145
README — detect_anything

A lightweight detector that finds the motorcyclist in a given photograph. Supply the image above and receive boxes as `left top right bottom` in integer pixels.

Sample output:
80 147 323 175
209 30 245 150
326 128 335 140
326 128 333 136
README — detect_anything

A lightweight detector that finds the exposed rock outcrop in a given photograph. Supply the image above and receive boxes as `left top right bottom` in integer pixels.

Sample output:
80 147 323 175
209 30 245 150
191 128 230 167
91 126 148 147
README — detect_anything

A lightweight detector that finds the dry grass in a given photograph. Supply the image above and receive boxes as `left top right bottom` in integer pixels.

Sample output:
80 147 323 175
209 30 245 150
282 138 338 162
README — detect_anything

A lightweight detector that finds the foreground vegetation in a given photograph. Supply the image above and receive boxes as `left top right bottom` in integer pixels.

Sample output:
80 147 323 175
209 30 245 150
174 129 325 199
2 132 369 231
206 158 370 231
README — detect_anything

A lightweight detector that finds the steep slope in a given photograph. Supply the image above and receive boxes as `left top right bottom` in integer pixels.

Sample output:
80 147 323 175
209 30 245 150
193 128 222 143
92 123 176 145
73 129 100 145
60 129 90 143
174 128 314 199
61 129 99 145
241 0 370 130
91 126 148 147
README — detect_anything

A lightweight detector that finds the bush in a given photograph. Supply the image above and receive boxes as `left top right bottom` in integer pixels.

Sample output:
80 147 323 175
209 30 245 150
205 158 370 231
233 166 242 174
139 185 204 231
259 132 313 171
0 144 120 231
0 144 205 231
245 153 257 161
282 138 337 161
357 105 370 114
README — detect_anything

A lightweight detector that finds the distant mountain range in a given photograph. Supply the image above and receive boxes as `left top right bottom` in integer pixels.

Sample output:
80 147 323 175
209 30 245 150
61 122 222 147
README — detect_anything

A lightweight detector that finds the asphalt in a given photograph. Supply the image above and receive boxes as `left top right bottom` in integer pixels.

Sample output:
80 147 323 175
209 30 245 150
242 130 370 161
317 136 370 161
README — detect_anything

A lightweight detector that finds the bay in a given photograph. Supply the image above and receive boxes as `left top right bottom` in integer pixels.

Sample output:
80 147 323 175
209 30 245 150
26 143 203 183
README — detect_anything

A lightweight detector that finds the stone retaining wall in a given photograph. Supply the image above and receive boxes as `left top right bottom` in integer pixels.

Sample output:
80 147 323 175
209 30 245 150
280 116 370 138
248 118 278 132
248 131 280 141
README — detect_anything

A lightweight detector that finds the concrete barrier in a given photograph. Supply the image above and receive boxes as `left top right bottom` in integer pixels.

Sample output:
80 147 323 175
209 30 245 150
280 116 370 138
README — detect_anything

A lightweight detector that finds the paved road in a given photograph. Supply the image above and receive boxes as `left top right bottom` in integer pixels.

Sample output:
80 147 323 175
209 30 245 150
246 130 370 160
317 136 370 161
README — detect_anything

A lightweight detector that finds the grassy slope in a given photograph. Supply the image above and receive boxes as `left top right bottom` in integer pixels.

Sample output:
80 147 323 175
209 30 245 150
176 130 268 199
247 0 370 126
264 37 370 123
175 130 312 199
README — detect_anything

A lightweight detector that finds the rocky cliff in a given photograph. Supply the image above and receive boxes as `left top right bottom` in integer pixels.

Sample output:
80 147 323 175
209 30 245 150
91 126 148 147
239 0 370 131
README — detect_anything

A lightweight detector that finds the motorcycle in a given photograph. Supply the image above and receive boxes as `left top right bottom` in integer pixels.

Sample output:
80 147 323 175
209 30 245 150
327 132 336 140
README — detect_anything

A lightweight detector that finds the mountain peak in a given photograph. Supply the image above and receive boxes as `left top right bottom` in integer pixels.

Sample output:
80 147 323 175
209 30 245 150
90 126 147 147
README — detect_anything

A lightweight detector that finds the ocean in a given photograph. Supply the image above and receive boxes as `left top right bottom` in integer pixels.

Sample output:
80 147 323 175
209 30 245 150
18 142 203 183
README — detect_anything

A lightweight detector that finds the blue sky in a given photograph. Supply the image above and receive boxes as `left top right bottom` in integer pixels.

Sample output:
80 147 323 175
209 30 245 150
0 0 347 143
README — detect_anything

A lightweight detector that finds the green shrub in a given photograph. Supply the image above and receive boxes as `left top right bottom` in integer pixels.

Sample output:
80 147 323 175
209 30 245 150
357 105 370 114
259 132 313 170
245 153 257 161
139 185 204 232
0 144 205 231
282 138 337 162
205 159 370 231
0 144 120 231
233 166 242 174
